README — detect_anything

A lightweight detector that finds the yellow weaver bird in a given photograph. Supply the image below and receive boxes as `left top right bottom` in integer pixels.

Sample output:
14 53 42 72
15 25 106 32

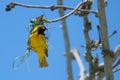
28 25 48 68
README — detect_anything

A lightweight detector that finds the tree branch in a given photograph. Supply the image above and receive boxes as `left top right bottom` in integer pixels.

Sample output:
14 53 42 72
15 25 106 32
83 16 93 63
6 1 97 23
97 72 104 80
97 0 114 80
71 48 86 80
97 63 104 80
114 44 120 61
7 2 97 13
57 0 73 80
113 59 120 69
83 16 96 80
113 67 120 73
47 1 86 22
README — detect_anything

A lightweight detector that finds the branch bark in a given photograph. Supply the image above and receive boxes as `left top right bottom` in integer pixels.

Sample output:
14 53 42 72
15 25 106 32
114 44 120 61
83 16 95 80
57 0 73 80
6 1 97 23
71 48 86 80
97 0 114 80
48 1 86 22
97 71 104 80
11 2 96 13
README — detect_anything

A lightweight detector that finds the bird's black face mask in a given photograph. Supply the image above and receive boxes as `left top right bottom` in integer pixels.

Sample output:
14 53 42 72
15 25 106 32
38 26 47 35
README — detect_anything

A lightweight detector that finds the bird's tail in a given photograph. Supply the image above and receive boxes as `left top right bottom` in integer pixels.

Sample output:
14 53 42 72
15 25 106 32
39 55 48 67
36 49 48 68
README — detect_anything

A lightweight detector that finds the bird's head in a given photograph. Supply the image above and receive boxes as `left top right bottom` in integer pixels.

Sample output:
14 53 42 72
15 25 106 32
38 25 48 34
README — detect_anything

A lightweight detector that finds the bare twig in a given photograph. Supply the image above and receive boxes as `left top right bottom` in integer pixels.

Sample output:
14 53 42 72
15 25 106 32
71 48 86 80
57 0 73 80
48 1 86 22
113 67 120 73
83 16 93 62
6 1 97 23
113 59 120 68
97 71 104 80
114 44 120 61
113 44 120 68
108 30 117 38
6 2 97 14
83 16 95 80
13 2 73 9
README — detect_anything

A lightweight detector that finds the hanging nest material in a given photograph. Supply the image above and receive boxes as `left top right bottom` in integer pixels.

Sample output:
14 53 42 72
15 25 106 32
12 49 30 70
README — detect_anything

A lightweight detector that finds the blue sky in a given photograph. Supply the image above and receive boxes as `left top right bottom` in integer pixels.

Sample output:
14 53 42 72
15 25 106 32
0 0 120 80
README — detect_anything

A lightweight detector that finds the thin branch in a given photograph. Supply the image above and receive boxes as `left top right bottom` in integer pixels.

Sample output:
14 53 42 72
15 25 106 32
14 2 72 9
71 48 86 80
83 16 95 80
114 44 120 61
113 44 120 68
7 2 97 14
6 1 97 23
57 0 73 80
97 72 104 80
83 16 93 62
108 30 117 38
113 67 120 73
47 1 86 22
113 59 120 68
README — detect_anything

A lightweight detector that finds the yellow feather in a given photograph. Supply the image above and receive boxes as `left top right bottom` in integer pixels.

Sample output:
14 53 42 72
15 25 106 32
28 26 48 67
